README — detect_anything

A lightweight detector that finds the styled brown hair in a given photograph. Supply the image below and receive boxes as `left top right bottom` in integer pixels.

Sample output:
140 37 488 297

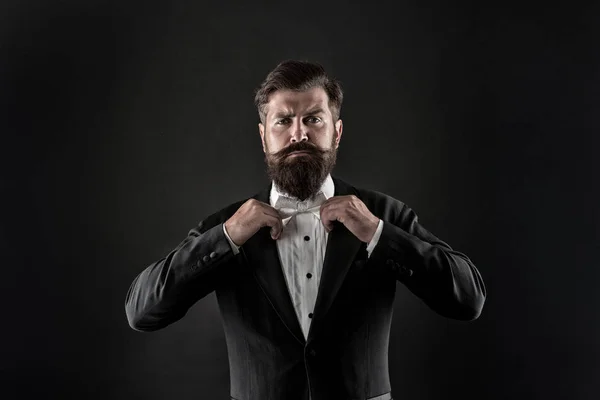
254 60 344 124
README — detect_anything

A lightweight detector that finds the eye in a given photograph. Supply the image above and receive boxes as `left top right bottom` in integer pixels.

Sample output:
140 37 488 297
275 118 291 125
305 116 322 124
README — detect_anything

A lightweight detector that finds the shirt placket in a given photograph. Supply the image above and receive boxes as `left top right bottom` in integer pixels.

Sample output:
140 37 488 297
295 212 315 338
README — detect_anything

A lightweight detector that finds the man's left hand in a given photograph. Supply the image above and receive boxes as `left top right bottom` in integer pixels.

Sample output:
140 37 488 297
319 195 380 243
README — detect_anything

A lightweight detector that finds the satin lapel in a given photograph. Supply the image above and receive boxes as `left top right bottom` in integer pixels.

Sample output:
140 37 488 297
240 183 306 345
307 177 362 340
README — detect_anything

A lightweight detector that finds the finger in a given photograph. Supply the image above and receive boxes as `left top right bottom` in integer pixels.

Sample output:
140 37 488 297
262 203 285 219
251 203 283 239
320 196 339 208
320 204 337 232
264 213 284 239
252 200 280 216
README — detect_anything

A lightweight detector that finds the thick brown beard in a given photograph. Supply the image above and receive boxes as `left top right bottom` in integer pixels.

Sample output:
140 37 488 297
264 136 337 201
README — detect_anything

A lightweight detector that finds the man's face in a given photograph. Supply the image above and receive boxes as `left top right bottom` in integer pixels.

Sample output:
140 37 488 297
258 87 343 201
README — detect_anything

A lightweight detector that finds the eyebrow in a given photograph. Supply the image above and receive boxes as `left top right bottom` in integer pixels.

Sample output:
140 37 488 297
272 107 326 119
306 107 325 115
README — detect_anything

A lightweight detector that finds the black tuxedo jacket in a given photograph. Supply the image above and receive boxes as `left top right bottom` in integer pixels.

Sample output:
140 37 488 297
125 176 486 400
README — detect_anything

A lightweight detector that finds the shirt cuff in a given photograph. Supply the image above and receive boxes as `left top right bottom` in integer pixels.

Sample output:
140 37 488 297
366 219 384 258
222 223 240 255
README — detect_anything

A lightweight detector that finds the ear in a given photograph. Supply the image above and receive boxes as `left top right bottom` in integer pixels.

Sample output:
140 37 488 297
334 119 343 149
258 122 266 153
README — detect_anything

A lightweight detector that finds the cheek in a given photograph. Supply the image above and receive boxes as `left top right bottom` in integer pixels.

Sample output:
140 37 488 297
313 128 335 147
265 132 286 152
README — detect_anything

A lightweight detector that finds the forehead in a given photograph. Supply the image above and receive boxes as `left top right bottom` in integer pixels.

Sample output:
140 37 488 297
266 87 330 116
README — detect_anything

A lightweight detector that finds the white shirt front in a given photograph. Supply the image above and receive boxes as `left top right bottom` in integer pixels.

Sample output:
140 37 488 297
223 174 384 339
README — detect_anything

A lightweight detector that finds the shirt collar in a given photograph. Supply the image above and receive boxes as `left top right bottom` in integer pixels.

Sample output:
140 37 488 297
269 173 334 208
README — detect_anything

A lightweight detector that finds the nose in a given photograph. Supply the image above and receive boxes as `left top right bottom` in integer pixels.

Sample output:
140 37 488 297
290 118 308 143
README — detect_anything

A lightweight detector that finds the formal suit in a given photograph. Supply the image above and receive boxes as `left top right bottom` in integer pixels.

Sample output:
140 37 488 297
125 176 486 400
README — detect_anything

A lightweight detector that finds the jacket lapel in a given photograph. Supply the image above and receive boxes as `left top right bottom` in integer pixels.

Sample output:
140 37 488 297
241 183 306 345
307 177 362 339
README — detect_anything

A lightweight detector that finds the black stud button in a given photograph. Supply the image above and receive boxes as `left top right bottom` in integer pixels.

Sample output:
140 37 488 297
304 236 310 241
306 273 312 279
308 313 313 318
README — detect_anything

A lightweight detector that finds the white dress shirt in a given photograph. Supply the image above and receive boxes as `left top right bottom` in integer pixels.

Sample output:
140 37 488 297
223 174 384 339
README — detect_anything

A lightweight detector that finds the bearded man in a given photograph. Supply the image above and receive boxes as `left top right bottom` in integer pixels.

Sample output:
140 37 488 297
125 60 486 400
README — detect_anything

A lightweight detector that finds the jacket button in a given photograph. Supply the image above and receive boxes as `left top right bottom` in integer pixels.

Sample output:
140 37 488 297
202 255 210 262
309 349 316 357
386 259 394 266
209 251 217 258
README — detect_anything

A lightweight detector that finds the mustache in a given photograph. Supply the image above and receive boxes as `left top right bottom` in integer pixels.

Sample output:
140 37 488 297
274 142 326 158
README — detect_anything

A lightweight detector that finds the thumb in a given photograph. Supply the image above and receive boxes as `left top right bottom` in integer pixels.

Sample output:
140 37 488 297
322 218 334 232
270 226 280 240
270 220 283 240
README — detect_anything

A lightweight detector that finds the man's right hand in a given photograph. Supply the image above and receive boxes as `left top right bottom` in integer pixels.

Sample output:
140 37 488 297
224 199 284 246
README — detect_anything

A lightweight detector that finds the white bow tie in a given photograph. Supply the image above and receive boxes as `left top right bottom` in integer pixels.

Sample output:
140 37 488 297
274 192 326 226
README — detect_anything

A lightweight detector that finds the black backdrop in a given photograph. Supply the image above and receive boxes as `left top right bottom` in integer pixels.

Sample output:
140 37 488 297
2 1 599 399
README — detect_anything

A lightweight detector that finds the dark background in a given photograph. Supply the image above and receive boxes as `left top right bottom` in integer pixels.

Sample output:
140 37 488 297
1 1 598 399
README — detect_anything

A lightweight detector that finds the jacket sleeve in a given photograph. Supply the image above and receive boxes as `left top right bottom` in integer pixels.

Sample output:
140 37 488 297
124 220 239 332
370 203 486 321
